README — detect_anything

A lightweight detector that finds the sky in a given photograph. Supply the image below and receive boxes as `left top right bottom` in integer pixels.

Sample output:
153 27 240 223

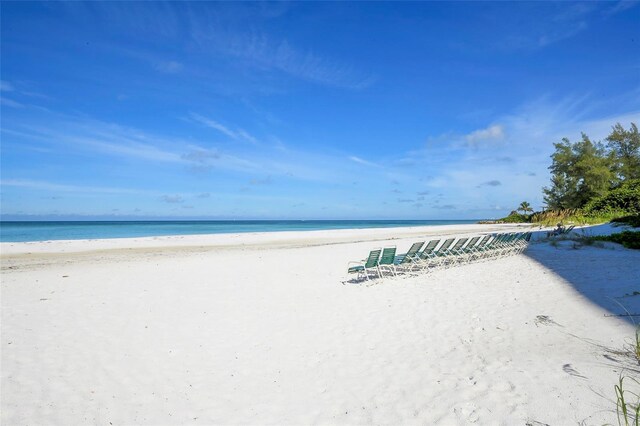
1 1 639 220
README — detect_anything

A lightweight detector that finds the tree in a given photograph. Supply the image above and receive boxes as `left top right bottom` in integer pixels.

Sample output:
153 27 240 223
543 133 613 209
517 201 533 214
606 122 640 182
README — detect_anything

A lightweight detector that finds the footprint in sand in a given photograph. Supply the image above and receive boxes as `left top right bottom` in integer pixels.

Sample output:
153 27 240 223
453 402 480 423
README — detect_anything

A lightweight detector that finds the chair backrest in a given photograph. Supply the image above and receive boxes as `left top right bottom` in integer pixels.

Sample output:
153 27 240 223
364 249 382 268
450 238 468 251
419 240 440 259
493 234 509 246
423 239 439 252
405 242 424 257
437 238 455 254
378 247 397 266
565 225 575 234
477 235 492 247
464 236 481 251
524 232 532 242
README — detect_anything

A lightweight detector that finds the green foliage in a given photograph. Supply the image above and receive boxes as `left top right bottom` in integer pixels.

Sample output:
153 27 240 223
498 212 530 223
607 123 640 181
543 123 639 211
588 231 640 250
530 208 629 226
612 215 640 228
517 201 533 214
615 374 640 426
543 133 614 209
583 179 640 216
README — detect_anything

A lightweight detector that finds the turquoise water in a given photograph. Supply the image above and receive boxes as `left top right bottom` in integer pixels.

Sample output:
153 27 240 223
0 220 479 242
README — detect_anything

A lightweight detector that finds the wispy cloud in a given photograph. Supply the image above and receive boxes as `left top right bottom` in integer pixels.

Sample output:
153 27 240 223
0 81 14 91
160 194 184 203
478 180 502 187
493 3 598 51
1 178 151 195
154 60 183 73
190 22 374 89
190 113 258 144
348 156 380 167
1 98 24 108
606 0 639 16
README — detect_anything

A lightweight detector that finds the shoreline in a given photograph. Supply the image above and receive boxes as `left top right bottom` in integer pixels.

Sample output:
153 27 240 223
0 222 533 257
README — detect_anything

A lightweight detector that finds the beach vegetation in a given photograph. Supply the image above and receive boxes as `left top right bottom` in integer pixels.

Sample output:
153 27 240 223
517 201 533 214
543 123 639 211
586 231 640 250
614 375 639 426
583 179 640 216
526 123 640 228
612 215 640 228
543 132 613 210
498 212 531 223
607 122 640 182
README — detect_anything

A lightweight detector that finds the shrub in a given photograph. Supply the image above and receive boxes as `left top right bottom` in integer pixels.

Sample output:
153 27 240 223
584 179 640 215
588 231 640 249
612 215 640 228
498 213 530 223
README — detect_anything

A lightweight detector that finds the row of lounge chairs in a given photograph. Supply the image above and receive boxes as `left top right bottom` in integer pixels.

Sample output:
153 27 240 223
348 232 532 281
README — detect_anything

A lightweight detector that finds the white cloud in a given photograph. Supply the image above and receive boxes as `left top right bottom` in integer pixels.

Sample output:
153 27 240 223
348 156 380 167
190 113 258 144
465 124 505 145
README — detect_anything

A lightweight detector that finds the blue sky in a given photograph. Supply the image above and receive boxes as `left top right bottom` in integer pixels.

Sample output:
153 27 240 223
1 1 639 220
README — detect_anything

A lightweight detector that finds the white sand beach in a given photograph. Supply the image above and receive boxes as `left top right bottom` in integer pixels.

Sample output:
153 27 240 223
2 223 639 425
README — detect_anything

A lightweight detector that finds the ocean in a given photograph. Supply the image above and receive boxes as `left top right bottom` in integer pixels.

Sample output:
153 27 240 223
0 220 479 243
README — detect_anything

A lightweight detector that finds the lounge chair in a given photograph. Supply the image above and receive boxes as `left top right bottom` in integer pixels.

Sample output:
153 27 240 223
348 248 381 281
436 238 468 268
409 240 440 271
453 236 481 265
394 241 424 267
468 234 493 262
378 246 398 277
422 238 455 270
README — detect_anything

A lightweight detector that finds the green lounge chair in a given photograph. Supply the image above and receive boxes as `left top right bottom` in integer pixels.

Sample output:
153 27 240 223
378 246 398 277
395 241 424 264
453 236 481 265
436 237 468 268
394 241 425 272
348 248 382 281
422 238 455 270
468 234 493 262
409 240 440 271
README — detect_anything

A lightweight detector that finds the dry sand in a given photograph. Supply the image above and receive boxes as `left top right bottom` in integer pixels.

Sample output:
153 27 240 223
2 223 639 425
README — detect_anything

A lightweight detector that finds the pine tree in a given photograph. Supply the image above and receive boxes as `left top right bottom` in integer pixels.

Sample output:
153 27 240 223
606 122 640 182
543 134 613 209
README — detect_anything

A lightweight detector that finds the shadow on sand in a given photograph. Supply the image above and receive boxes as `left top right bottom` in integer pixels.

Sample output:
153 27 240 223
524 224 640 326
